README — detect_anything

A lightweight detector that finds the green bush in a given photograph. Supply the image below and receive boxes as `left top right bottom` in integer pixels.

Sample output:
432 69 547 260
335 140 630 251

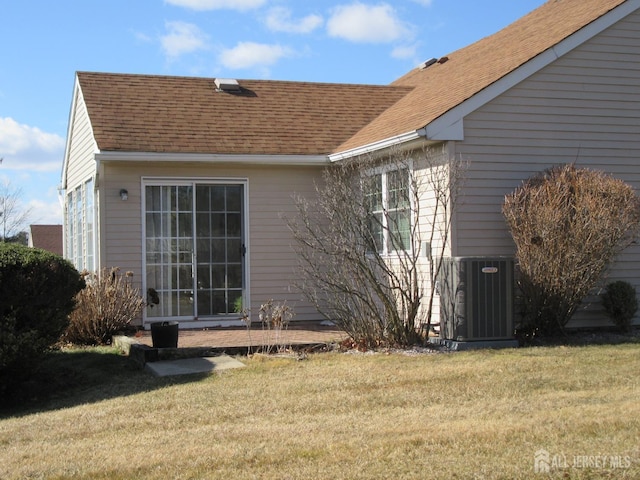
0 243 85 401
63 268 145 345
601 281 638 333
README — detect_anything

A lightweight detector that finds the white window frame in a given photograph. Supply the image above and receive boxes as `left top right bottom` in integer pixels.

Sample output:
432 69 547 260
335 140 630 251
364 163 414 256
141 177 250 326
65 178 95 271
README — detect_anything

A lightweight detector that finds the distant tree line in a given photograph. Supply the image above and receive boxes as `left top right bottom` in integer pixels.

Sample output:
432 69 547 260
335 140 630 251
1 181 31 245
0 231 28 245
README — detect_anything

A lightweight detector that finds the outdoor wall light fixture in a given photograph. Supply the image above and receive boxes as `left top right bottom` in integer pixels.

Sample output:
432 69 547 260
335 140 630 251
119 189 128 201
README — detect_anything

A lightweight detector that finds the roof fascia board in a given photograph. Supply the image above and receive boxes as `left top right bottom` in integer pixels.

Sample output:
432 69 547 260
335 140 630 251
328 131 423 162
426 0 640 140
94 151 329 166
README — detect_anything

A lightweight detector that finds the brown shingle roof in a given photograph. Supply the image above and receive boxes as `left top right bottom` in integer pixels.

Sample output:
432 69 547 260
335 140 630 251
77 0 629 158
334 0 629 153
29 224 63 256
78 72 413 156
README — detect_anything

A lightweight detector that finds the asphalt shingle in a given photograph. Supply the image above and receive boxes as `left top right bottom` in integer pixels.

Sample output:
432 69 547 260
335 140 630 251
335 0 628 152
77 0 629 158
78 73 412 156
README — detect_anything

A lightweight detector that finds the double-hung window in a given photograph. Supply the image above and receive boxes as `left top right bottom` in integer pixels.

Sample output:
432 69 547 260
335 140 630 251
366 167 411 255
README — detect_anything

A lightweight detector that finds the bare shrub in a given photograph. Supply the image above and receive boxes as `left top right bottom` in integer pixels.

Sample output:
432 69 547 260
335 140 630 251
503 164 640 336
238 307 253 353
64 267 145 345
288 146 465 348
259 299 294 353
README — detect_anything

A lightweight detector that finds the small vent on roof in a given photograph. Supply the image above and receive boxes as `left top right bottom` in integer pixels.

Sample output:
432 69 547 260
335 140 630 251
214 78 241 92
419 58 437 69
437 56 449 64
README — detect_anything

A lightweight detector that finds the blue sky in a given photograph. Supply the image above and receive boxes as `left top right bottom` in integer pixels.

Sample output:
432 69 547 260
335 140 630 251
0 0 544 229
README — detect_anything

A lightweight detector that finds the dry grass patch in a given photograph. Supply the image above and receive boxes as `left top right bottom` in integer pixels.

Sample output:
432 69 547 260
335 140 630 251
1 345 639 479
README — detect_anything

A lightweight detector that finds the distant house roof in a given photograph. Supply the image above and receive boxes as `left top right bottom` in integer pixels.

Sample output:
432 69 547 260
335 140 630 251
77 72 412 157
29 224 63 256
334 0 629 153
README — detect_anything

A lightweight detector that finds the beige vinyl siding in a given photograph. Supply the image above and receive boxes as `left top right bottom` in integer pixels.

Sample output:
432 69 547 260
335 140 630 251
453 10 640 327
63 87 99 264
101 161 325 323
247 165 321 321
412 147 456 326
101 164 142 271
414 149 453 260
64 89 97 191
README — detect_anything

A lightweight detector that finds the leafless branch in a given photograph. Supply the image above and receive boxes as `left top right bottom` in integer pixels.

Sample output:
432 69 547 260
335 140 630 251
287 144 466 347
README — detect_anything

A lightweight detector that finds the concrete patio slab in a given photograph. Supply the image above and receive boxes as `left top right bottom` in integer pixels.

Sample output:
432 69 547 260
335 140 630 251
145 355 245 377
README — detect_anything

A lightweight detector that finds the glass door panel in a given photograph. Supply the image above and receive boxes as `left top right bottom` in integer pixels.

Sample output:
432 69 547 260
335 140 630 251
145 182 245 320
195 184 244 316
145 185 194 318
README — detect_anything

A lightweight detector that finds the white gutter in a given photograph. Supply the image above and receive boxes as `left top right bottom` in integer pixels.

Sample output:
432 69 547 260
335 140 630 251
328 130 425 162
95 151 329 166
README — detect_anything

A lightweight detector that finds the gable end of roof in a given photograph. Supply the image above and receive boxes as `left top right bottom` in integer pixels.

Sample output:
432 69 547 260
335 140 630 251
332 0 635 157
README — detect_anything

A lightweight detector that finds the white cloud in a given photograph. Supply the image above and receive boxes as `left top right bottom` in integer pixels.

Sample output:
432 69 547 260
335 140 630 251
161 21 209 58
27 198 63 225
0 117 64 172
391 43 419 60
133 30 153 43
327 2 411 43
266 7 323 34
219 42 294 70
165 0 266 11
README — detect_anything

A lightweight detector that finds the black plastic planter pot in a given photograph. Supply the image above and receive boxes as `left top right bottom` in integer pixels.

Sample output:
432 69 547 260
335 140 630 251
150 321 179 348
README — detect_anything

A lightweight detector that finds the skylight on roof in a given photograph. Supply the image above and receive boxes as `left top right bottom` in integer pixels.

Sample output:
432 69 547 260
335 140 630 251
214 78 241 92
419 58 437 69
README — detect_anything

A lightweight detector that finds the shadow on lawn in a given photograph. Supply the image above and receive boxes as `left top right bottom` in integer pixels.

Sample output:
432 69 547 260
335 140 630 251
0 347 209 418
518 327 640 348
4 328 637 418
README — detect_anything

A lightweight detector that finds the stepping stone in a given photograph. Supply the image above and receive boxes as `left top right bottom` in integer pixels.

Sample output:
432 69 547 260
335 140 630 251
145 355 245 377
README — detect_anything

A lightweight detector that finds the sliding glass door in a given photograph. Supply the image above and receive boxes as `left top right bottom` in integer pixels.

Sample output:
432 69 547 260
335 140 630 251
144 181 246 321
194 184 244 317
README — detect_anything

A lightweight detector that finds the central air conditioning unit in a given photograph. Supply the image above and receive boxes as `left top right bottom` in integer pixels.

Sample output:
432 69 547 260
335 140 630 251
436 257 515 341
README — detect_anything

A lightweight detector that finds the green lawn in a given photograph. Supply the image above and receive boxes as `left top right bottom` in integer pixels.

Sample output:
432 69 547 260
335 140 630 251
1 344 639 479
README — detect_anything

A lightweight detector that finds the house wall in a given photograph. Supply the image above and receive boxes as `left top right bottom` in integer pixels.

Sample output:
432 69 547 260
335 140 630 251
101 161 325 325
452 10 640 327
63 87 99 266
412 145 456 327
64 89 97 193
